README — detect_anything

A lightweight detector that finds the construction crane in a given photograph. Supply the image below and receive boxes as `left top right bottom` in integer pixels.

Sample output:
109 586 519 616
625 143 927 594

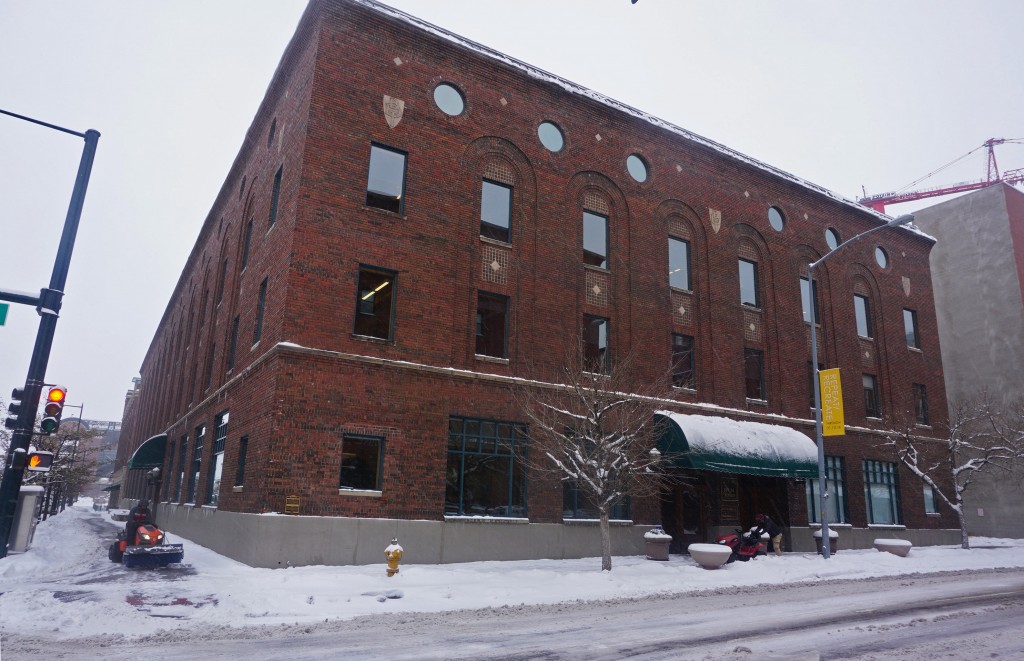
858 138 1024 213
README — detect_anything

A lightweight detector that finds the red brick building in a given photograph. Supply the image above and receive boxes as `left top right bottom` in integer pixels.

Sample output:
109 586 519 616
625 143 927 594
115 0 957 567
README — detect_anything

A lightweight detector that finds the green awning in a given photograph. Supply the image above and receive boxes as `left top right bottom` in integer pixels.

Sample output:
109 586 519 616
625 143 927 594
656 412 818 478
127 434 168 469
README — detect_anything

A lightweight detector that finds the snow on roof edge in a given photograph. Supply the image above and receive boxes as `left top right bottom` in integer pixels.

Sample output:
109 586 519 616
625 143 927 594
354 0 934 243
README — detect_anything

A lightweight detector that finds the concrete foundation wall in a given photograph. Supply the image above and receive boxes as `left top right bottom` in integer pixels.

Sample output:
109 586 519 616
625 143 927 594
155 503 648 568
789 526 960 553
151 501 960 568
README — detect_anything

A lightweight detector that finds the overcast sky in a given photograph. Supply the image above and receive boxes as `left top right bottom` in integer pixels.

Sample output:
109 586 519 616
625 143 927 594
2 1 1022 422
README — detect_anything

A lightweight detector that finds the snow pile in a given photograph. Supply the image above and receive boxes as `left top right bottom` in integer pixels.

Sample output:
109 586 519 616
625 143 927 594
1 502 1023 642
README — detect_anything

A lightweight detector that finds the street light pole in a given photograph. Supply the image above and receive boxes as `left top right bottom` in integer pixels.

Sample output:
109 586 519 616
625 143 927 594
0 109 99 557
808 213 915 559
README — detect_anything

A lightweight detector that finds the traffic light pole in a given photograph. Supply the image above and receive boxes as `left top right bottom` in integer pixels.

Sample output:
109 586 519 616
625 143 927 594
0 111 99 558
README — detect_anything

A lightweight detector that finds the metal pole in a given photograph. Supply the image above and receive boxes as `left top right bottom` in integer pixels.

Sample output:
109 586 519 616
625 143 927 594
0 127 99 558
809 262 831 559
807 213 914 560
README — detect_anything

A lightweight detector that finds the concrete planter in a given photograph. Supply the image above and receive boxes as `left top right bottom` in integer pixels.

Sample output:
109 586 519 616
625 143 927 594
813 528 839 555
874 538 912 557
688 543 733 569
644 527 672 560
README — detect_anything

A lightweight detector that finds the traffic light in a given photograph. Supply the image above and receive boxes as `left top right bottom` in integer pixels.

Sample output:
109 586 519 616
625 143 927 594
26 450 54 473
39 386 67 435
4 387 25 430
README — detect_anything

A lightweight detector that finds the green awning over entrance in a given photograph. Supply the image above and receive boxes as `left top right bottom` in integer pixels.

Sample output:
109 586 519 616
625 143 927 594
656 412 818 478
127 433 168 469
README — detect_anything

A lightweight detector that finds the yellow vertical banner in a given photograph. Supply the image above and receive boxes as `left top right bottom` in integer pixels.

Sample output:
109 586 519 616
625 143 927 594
819 368 845 436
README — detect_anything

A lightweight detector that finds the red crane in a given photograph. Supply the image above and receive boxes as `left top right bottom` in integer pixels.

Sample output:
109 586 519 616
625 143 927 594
858 138 1024 213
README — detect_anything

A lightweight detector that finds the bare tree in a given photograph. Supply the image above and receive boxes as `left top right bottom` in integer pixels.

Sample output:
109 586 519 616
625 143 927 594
884 394 1024 549
516 343 675 571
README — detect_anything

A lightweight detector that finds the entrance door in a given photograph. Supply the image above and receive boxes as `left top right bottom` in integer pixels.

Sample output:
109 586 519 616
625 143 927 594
661 483 705 553
738 476 790 550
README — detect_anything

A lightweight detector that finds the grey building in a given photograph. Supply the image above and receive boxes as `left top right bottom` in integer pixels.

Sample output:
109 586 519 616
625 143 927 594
912 182 1024 537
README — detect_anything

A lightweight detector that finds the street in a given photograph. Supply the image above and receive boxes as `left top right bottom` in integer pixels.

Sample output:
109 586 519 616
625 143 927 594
3 507 1024 660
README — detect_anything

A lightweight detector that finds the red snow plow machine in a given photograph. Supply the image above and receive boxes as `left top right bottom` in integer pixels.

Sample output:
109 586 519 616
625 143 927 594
108 523 184 568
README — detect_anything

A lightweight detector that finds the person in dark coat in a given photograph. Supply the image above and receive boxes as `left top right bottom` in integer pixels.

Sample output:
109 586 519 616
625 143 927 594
753 513 783 556
125 499 153 544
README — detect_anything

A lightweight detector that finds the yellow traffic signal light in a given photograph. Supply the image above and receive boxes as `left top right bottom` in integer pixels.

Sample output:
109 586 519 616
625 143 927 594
40 386 67 435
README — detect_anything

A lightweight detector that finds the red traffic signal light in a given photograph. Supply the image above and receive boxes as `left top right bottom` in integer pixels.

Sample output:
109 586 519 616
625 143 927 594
40 386 67 434
26 450 54 472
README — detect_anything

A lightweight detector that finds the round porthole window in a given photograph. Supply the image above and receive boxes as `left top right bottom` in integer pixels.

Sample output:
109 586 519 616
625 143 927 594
537 121 565 153
875 246 889 269
433 83 465 116
768 206 785 232
825 228 840 250
626 154 648 183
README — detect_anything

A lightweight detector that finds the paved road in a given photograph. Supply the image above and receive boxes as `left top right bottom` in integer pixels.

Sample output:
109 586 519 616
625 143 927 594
20 567 1024 660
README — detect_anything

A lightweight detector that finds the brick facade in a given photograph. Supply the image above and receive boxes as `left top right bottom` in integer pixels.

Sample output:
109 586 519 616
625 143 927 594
116 0 956 565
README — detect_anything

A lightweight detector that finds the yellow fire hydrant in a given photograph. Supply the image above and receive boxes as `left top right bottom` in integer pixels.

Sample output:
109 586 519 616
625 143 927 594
384 537 403 577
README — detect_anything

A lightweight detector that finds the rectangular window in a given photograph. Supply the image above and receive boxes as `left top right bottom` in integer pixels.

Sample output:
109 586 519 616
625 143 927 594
671 333 695 389
808 361 817 409
903 308 920 349
913 383 930 425
854 294 872 338
339 434 384 491
923 483 940 514
241 218 253 270
800 277 820 324
475 292 508 358
563 482 630 520
187 425 205 503
583 210 608 269
668 237 691 290
739 259 759 307
864 460 902 525
217 258 228 304
480 179 512 243
365 143 406 213
583 315 609 374
204 342 216 390
206 411 229 506
805 456 848 524
235 435 249 487
163 439 175 502
863 373 881 418
354 267 396 340
446 416 528 517
227 316 239 372
269 165 283 227
253 277 267 344
174 434 187 502
744 348 765 400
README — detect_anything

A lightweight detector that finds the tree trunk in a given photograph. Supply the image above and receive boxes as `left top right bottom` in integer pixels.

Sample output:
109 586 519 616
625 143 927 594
599 509 612 571
955 503 970 550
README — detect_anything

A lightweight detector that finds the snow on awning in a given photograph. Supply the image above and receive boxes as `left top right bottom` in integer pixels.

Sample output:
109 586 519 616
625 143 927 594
655 412 818 478
127 433 168 469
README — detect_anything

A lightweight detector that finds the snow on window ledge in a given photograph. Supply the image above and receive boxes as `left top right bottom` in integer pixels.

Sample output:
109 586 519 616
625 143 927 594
232 486 244 493
867 524 906 529
444 515 529 524
563 518 634 526
338 488 382 498
474 354 509 365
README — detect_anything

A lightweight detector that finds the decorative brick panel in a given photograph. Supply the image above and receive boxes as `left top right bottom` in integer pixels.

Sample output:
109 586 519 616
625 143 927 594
860 338 875 367
583 190 609 215
585 268 609 307
483 159 514 186
738 241 759 262
481 243 510 285
743 308 762 343
671 290 693 327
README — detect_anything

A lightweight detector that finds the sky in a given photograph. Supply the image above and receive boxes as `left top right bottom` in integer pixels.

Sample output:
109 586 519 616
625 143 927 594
2 1 1023 422
1 500 1023 648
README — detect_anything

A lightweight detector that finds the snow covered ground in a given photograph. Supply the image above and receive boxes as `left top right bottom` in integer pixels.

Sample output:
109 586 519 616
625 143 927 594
2 498 1022 644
